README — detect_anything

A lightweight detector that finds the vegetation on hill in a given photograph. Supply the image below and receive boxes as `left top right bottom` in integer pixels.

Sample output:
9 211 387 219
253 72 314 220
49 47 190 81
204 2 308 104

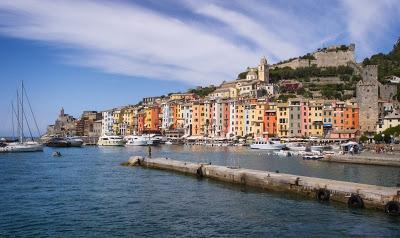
188 86 216 98
269 65 354 81
237 71 248 79
363 38 400 82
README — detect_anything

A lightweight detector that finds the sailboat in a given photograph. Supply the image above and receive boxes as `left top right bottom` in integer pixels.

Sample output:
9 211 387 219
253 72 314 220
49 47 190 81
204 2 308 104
0 81 43 153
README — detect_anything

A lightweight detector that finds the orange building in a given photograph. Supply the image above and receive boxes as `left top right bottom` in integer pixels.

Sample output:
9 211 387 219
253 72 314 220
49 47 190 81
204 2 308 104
144 106 161 133
264 107 277 138
191 102 204 136
137 111 144 134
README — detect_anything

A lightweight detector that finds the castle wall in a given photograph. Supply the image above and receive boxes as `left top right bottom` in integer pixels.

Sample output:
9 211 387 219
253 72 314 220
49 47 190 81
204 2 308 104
379 84 398 101
273 44 355 69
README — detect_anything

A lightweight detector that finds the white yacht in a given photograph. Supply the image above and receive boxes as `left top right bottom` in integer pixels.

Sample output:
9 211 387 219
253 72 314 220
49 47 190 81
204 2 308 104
0 141 43 153
250 139 286 150
125 135 153 146
97 135 125 146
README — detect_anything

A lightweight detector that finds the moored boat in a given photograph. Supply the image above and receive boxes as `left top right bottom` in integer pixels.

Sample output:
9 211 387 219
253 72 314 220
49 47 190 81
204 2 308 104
250 138 286 150
97 135 125 146
45 138 71 147
125 135 152 146
0 141 43 153
1 81 43 153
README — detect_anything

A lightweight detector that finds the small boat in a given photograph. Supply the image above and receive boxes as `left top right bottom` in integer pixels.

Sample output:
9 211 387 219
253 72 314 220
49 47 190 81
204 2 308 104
303 154 324 160
286 143 307 151
165 141 173 145
250 138 286 150
97 135 125 146
125 135 152 146
274 150 292 157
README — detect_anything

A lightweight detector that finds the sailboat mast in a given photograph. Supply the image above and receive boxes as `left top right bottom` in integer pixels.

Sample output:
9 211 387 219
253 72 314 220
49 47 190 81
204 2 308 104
11 102 15 139
21 81 24 142
17 89 21 142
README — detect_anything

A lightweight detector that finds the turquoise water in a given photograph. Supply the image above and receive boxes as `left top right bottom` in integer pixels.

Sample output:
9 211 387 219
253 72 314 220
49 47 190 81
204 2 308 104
1 145 399 237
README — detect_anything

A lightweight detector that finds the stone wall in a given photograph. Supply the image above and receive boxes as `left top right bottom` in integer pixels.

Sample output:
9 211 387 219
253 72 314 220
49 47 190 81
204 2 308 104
273 44 355 69
380 84 398 101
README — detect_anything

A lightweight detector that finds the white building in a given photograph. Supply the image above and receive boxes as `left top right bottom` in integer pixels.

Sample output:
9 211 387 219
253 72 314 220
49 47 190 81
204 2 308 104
101 110 114 136
377 110 400 133
182 104 192 136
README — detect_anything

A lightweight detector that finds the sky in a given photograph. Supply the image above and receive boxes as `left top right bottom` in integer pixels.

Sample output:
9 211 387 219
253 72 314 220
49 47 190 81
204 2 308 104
0 0 399 136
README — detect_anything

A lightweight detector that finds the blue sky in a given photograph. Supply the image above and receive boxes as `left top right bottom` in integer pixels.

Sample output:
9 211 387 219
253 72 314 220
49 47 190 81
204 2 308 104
0 0 399 136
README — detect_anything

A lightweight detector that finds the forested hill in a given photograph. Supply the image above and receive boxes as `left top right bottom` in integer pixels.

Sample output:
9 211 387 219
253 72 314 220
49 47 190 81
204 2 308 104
363 38 400 82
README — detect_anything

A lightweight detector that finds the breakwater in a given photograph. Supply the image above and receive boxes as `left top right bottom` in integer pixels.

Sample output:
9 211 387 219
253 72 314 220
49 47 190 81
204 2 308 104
322 154 400 167
124 156 400 215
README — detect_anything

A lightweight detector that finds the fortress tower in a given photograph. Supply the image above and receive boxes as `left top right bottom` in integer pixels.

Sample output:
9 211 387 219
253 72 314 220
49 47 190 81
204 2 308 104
356 65 379 133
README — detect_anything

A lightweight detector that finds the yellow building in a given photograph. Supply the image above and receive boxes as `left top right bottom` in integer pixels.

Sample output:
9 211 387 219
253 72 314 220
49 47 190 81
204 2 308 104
234 102 245 137
112 108 123 135
309 100 324 137
277 102 289 137
249 102 266 138
123 107 136 135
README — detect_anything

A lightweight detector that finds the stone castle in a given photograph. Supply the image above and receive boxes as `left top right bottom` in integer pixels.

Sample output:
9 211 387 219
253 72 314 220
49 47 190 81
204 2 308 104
273 44 356 69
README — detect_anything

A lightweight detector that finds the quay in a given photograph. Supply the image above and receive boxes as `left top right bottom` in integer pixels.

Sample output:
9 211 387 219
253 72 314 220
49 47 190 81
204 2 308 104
123 156 400 215
322 154 400 167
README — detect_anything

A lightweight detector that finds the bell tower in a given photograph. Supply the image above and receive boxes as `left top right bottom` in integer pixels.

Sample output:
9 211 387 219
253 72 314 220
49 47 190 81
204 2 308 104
258 56 269 83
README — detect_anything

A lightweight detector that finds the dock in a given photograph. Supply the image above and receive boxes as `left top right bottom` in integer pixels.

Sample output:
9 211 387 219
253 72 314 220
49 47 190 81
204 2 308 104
123 156 400 215
322 154 400 167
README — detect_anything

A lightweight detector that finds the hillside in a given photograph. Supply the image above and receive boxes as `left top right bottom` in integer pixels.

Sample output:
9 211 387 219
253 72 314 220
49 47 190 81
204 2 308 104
362 38 400 82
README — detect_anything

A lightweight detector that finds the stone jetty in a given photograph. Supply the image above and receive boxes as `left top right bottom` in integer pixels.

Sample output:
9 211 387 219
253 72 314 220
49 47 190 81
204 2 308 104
124 156 400 215
322 154 400 167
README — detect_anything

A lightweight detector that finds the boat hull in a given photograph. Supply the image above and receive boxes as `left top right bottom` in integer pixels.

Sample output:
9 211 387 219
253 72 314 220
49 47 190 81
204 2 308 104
250 144 286 150
0 143 43 153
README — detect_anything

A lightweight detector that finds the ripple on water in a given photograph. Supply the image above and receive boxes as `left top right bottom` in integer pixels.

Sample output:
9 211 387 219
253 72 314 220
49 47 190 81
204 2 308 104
0 146 400 237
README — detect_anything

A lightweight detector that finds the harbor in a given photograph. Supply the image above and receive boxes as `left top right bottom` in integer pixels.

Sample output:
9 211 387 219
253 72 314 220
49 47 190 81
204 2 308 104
1 143 400 236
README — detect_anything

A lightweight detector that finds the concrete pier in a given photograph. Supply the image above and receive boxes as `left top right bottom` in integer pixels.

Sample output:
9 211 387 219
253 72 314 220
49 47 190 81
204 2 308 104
124 156 400 215
322 154 400 167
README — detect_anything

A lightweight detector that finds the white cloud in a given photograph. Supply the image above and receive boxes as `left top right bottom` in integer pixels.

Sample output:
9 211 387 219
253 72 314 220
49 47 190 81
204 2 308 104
339 0 400 57
0 0 259 85
0 0 398 87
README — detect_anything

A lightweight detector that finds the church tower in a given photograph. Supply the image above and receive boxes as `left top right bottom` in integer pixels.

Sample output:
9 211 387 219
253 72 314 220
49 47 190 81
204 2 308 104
258 56 269 83
60 107 65 117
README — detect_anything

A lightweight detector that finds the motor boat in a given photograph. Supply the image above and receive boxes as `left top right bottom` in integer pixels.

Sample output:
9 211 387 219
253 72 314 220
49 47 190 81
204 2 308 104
250 138 286 150
286 143 307 151
97 135 125 146
66 137 84 147
45 138 71 147
125 135 153 146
